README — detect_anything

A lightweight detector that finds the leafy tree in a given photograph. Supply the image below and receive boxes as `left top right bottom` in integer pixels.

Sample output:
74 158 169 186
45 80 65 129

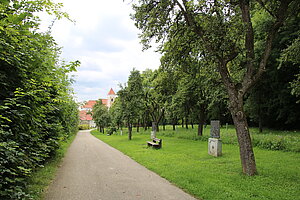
118 69 144 140
281 36 300 102
93 100 111 133
142 69 169 133
131 0 297 175
109 98 124 130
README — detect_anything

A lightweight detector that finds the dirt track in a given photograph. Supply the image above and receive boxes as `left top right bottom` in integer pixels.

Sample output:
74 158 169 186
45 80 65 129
45 130 197 200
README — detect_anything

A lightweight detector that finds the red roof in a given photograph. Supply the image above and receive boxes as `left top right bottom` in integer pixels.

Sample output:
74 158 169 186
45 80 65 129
79 110 93 121
82 100 97 108
107 88 115 95
101 99 108 106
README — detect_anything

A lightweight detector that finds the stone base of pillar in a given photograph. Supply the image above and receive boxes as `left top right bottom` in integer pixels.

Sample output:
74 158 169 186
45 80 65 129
208 138 222 157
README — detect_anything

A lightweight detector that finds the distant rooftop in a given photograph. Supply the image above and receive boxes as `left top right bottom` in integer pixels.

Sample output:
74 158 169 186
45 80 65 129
81 100 97 108
107 88 116 95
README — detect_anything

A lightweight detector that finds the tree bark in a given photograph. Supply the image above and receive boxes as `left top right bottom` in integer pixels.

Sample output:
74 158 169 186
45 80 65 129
228 90 257 176
198 107 206 136
162 115 166 131
198 122 203 136
128 122 132 140
185 117 188 129
137 119 140 133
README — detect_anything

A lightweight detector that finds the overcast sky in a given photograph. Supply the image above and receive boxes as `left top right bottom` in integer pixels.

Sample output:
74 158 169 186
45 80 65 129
41 0 161 102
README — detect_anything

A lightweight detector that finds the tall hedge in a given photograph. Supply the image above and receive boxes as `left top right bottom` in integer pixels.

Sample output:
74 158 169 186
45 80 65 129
0 1 79 199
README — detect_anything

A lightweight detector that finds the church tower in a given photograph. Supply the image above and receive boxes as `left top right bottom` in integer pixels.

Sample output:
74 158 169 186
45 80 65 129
107 88 116 108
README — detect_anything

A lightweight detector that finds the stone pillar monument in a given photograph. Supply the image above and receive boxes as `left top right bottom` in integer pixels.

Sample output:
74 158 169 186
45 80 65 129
208 120 222 157
151 122 157 139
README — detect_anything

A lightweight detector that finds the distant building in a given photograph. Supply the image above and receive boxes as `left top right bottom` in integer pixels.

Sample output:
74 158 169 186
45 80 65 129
79 88 117 127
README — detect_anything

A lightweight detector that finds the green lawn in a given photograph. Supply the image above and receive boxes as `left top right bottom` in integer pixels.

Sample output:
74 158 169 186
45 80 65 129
92 129 300 200
134 125 300 152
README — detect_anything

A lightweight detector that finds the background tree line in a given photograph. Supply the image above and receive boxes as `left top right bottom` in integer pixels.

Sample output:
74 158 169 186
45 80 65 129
0 0 79 199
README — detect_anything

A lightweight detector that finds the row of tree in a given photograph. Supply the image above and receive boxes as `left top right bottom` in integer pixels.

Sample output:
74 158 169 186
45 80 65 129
130 0 299 176
0 1 79 199
94 0 299 176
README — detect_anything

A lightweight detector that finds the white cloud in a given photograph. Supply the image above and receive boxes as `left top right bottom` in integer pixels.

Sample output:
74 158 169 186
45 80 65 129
41 0 161 102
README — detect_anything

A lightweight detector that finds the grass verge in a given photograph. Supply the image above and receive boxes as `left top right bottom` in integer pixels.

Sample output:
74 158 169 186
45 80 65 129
92 130 300 200
115 125 300 152
25 133 76 199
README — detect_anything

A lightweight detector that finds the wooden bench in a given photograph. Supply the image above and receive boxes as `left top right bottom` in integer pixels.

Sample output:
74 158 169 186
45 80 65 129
147 138 162 149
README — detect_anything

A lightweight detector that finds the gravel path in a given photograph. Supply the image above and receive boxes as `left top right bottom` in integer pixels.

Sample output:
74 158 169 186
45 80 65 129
45 130 197 200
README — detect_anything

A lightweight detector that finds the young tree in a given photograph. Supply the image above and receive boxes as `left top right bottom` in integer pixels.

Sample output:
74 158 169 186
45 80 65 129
131 0 297 175
118 69 144 140
93 100 111 133
109 98 124 130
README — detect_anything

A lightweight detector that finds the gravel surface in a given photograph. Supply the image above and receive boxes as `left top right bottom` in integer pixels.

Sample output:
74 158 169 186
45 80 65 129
45 130 197 200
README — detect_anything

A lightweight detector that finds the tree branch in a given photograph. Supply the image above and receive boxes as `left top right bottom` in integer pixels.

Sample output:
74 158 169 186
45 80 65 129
241 0 293 95
256 0 276 18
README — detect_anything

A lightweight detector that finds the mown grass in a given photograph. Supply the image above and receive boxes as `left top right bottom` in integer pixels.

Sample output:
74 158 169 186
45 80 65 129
130 125 300 152
25 134 76 199
91 129 300 200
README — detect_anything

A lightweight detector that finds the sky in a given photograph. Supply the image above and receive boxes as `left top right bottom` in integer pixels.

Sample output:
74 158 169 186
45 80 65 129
41 0 161 102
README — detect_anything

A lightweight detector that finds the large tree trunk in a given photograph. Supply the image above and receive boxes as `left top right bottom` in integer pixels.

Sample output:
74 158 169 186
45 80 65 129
228 92 257 176
137 119 140 133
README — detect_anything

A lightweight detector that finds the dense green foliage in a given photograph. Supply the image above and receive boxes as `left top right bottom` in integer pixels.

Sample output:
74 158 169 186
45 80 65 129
245 12 300 129
25 133 76 199
91 130 300 200
0 1 79 199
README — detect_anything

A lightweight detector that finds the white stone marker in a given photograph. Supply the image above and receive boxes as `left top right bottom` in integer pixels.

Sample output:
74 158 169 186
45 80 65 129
208 138 222 157
208 120 222 157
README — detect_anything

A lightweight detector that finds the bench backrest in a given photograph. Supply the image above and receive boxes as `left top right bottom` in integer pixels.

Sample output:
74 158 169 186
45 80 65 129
153 138 162 144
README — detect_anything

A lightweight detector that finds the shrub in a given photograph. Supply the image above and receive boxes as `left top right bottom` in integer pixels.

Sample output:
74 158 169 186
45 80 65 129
78 124 90 130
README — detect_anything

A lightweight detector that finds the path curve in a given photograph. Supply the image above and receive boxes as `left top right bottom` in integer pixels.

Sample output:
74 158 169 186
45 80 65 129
45 130 197 200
